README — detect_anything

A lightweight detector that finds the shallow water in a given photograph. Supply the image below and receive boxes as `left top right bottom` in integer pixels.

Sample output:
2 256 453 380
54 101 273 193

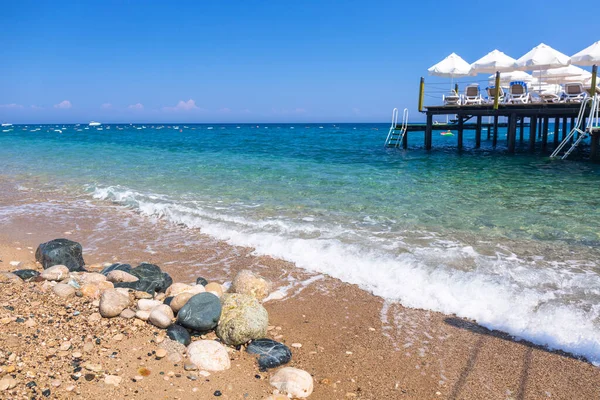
1 123 600 363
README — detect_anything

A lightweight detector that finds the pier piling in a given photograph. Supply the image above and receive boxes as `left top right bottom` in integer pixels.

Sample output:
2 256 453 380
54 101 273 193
475 116 482 148
553 117 560 147
529 116 537 152
508 113 517 153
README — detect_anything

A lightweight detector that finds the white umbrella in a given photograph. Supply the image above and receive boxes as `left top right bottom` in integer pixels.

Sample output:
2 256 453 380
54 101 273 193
428 53 473 78
428 53 472 122
515 43 570 90
570 41 600 66
532 65 591 84
488 70 534 84
471 49 517 74
515 43 570 70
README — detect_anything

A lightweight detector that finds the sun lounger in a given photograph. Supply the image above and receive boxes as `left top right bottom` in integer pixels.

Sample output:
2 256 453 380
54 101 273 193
443 90 461 106
564 83 587 102
463 84 483 105
485 86 505 104
506 81 530 104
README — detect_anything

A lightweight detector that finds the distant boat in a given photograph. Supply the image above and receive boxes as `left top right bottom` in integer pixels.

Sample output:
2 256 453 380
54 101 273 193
89 121 102 127
1 123 12 127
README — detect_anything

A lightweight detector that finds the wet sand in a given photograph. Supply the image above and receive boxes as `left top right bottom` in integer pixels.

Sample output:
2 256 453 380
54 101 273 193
1 176 599 399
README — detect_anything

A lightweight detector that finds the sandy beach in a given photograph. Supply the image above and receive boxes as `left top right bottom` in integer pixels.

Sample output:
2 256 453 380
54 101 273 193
0 178 599 400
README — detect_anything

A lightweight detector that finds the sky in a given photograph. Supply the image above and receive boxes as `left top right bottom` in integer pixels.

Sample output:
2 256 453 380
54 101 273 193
0 0 594 123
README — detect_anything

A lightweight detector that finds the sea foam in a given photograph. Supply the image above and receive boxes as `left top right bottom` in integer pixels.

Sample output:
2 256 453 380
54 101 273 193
91 184 600 364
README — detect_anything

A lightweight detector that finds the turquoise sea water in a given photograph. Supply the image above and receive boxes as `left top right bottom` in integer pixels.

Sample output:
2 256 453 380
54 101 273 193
1 123 600 362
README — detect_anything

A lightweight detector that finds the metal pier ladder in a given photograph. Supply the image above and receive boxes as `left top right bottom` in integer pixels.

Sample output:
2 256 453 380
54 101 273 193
551 95 600 159
385 108 409 148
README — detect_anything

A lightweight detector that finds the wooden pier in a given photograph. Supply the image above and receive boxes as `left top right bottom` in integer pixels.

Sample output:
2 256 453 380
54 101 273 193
395 101 600 161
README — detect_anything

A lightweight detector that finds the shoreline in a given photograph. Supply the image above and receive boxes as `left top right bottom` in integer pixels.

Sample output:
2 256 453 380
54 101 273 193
1 176 599 399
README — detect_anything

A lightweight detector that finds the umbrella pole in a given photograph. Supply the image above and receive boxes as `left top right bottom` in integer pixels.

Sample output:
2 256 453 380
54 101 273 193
591 65 598 97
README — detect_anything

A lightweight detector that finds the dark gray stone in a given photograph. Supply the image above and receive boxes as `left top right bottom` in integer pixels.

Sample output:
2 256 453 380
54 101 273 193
12 269 40 281
35 239 85 271
166 324 191 346
100 263 132 276
113 263 172 295
176 292 221 332
246 338 292 370
196 277 208 286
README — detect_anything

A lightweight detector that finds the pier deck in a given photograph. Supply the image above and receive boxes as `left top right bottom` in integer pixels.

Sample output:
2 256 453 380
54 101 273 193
393 102 599 161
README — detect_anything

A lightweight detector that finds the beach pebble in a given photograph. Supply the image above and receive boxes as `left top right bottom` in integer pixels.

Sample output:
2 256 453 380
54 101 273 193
169 292 194 313
106 270 139 283
0 272 23 285
80 283 101 299
97 280 115 290
120 308 136 319
263 395 289 400
149 304 174 328
9 261 21 267
230 269 272 300
135 310 151 321
247 339 292 370
165 282 191 297
137 299 162 311
133 290 153 299
104 375 122 386
167 324 191 346
184 362 197 371
35 238 85 271
186 284 207 295
52 283 76 298
269 367 314 398
205 282 223 297
78 272 107 285
216 293 268 346
177 292 222 332
187 340 231 371
11 269 39 281
155 348 168 359
40 265 69 281
291 343 302 348
59 341 72 351
0 377 17 390
99 289 130 318
196 277 208 286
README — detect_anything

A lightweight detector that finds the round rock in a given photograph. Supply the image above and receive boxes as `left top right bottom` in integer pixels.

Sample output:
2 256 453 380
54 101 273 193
106 270 139 283
216 293 268 346
205 282 223 297
196 277 208 286
269 367 314 398
148 304 174 329
230 269 272 300
165 282 191 297
40 265 69 281
187 340 230 371
166 324 191 346
247 338 292 370
170 292 194 313
12 269 40 281
176 292 221 332
99 289 130 318
137 299 162 311
53 283 76 298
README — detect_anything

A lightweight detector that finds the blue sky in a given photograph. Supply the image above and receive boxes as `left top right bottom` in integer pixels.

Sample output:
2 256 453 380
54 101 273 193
0 0 593 123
